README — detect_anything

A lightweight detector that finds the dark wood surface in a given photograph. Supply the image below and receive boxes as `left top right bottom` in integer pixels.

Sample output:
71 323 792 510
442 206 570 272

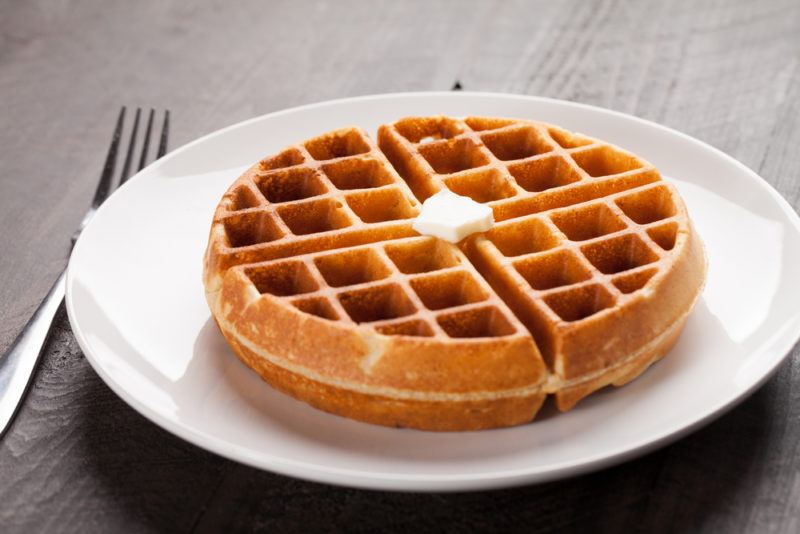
1 0 799 531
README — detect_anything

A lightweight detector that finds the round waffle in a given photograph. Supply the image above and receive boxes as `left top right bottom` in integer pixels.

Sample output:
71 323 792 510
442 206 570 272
203 115 706 431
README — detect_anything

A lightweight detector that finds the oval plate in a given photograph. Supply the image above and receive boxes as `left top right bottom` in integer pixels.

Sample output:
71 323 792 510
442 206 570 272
66 92 800 491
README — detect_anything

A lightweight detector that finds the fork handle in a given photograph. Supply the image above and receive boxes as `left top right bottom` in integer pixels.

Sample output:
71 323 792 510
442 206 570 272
0 268 66 437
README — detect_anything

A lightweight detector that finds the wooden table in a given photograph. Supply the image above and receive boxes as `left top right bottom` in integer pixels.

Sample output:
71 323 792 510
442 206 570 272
1 0 798 531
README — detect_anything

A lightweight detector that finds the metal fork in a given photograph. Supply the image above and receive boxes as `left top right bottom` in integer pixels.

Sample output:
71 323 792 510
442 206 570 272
0 107 170 438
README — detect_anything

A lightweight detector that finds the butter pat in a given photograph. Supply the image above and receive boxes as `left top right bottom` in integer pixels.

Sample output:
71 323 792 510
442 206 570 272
412 189 494 243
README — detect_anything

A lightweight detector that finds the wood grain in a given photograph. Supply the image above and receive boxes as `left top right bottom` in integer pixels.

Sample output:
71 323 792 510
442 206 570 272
0 0 798 532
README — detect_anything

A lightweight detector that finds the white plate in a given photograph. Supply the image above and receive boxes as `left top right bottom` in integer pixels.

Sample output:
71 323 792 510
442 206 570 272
66 92 800 491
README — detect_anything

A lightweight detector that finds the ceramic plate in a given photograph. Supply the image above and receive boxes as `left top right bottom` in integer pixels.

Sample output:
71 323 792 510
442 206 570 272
65 92 800 491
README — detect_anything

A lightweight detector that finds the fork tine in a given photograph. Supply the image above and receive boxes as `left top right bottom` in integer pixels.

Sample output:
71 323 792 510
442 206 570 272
137 109 155 172
91 107 126 209
157 110 170 159
119 108 141 185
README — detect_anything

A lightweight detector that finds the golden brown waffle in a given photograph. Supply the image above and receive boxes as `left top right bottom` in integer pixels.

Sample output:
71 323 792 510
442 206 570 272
203 116 706 431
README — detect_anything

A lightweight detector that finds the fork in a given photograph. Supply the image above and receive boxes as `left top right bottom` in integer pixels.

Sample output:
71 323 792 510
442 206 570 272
0 107 170 438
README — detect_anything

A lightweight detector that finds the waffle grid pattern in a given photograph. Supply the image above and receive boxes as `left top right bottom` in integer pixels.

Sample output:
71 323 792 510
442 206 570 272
216 127 420 263
239 236 527 340
378 116 683 338
476 185 680 353
211 116 685 341
378 116 663 222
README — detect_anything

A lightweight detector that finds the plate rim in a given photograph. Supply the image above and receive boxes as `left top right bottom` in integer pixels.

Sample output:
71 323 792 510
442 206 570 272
65 91 800 491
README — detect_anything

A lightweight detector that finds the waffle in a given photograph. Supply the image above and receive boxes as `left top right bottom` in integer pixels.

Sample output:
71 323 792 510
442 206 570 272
203 115 706 431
